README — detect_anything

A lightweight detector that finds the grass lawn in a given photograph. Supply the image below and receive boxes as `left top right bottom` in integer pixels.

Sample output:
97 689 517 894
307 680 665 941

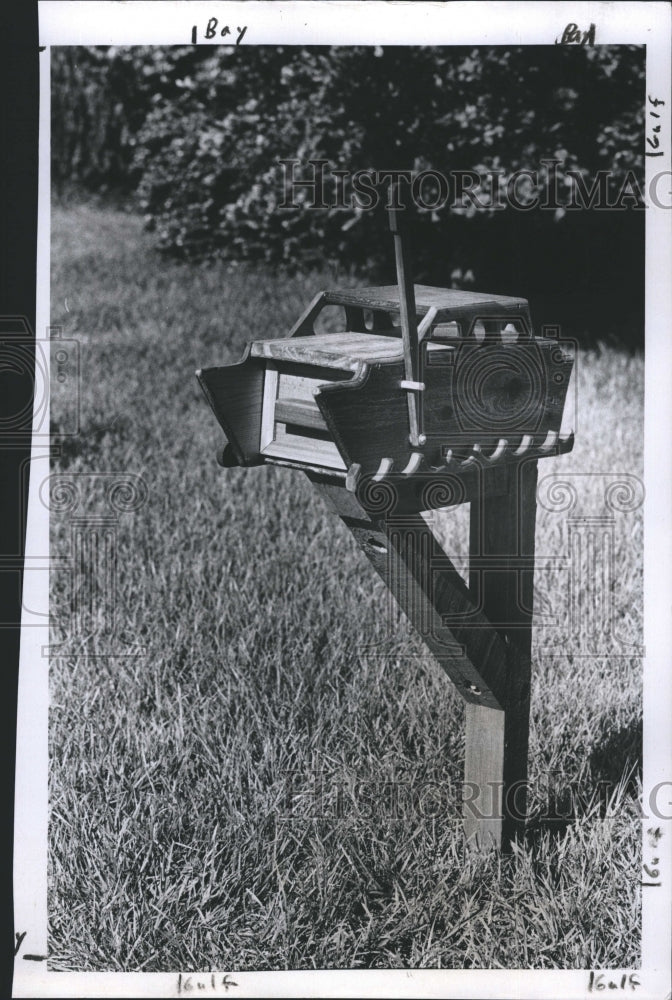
48 201 643 971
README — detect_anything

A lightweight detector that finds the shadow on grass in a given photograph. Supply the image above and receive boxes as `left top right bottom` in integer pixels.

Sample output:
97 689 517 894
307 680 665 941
525 716 642 844
588 716 642 790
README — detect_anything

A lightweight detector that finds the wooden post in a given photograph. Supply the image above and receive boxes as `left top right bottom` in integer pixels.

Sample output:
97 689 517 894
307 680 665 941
465 459 538 848
310 459 539 851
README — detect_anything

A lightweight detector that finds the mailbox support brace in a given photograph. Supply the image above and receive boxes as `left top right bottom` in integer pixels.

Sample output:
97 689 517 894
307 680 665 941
309 458 538 851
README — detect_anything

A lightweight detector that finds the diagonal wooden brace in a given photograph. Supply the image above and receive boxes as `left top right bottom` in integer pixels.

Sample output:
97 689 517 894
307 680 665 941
308 458 538 850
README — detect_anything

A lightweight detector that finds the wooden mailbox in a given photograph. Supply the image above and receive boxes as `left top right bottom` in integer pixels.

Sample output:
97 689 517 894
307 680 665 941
197 221 574 849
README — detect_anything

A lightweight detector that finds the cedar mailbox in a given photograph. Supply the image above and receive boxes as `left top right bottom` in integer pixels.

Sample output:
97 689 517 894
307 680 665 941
197 216 574 849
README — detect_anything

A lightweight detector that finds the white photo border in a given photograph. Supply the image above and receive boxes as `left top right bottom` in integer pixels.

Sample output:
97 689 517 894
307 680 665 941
14 2 672 997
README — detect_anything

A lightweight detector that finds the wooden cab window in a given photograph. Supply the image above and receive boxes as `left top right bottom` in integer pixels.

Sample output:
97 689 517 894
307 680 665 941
469 318 529 343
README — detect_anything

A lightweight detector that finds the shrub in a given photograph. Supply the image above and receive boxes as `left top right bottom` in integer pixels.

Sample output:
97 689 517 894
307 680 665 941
52 44 645 342
129 45 643 267
51 46 205 193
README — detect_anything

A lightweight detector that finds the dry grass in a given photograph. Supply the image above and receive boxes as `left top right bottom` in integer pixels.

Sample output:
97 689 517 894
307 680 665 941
48 202 643 971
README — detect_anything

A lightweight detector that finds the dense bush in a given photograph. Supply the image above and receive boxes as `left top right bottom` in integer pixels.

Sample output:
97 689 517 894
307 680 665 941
51 47 204 193
52 44 645 341
131 46 644 264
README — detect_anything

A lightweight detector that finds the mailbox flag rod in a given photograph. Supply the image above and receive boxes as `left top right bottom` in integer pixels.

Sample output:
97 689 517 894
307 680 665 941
388 202 424 447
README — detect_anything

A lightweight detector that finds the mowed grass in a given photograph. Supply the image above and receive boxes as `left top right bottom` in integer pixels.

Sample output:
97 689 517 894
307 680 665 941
48 202 643 971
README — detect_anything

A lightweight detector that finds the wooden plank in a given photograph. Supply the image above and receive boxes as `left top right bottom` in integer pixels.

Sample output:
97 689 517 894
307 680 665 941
316 335 570 479
469 460 538 635
315 354 476 473
274 398 328 431
260 364 278 451
309 478 514 709
277 369 345 406
196 349 265 466
465 459 538 847
250 331 404 368
263 455 347 478
463 704 506 848
316 358 437 474
324 285 531 324
263 423 345 470
536 340 574 442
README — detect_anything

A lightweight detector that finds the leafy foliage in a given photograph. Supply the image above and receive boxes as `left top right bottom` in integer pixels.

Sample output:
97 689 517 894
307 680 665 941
52 45 645 341
130 46 645 267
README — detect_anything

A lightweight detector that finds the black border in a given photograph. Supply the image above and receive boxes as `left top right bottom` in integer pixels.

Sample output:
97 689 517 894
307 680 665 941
0 0 39 993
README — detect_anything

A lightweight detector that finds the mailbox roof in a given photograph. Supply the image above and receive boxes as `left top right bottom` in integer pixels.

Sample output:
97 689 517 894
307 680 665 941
325 284 530 322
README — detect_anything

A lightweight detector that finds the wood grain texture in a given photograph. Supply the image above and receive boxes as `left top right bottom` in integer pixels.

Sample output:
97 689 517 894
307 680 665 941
196 349 265 466
463 704 506 848
310 478 515 709
536 339 574 441
277 369 344 403
316 339 572 478
465 459 538 847
324 285 531 326
263 423 346 470
273 398 329 431
316 357 444 473
259 365 278 451
250 331 404 368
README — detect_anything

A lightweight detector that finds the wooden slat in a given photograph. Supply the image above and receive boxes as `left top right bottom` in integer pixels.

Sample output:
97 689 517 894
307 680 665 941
463 704 506 848
263 456 347 478
260 365 278 451
250 331 404 368
196 349 265 466
317 359 432 473
263 423 345 470
277 370 336 404
274 398 328 431
325 285 530 322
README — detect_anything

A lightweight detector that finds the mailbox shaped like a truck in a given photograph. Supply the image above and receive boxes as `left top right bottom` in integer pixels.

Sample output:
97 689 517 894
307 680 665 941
198 284 572 486
197 213 575 850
